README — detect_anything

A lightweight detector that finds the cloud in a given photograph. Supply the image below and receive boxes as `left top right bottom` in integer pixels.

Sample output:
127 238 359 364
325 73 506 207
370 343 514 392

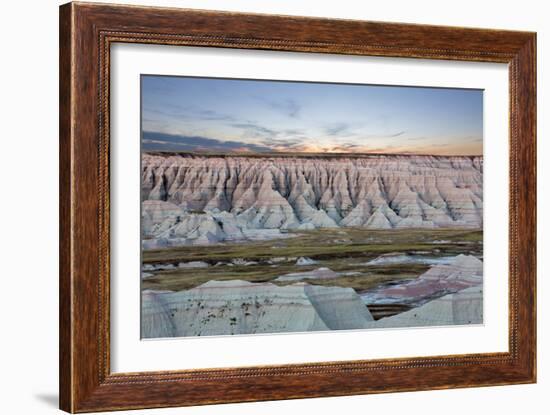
256 97 301 118
276 99 301 118
326 144 364 152
142 131 272 153
281 128 306 137
324 123 406 139
366 130 407 139
258 138 304 148
230 123 277 138
191 109 235 121
144 105 235 122
325 123 354 137
230 123 308 143
428 143 452 148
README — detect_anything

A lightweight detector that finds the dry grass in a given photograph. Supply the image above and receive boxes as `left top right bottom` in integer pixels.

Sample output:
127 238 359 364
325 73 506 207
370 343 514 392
141 228 482 293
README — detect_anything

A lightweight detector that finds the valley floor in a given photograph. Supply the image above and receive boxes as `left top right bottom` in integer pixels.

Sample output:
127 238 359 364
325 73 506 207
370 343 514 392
141 228 483 337
142 228 482 292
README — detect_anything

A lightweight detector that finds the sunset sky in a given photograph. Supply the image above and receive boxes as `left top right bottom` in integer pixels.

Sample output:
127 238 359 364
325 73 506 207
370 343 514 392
141 75 483 155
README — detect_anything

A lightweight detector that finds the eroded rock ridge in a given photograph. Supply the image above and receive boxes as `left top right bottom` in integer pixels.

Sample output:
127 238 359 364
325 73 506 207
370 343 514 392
142 153 483 247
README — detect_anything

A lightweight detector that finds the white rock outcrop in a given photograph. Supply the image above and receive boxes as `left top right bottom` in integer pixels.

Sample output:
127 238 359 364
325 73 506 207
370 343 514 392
296 257 319 266
365 253 455 266
142 153 483 248
274 267 339 282
373 285 483 328
178 261 209 269
362 254 483 306
141 279 482 337
141 280 374 338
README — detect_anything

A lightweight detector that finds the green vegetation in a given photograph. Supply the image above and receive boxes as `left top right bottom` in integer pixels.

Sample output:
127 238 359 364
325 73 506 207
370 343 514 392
141 228 482 293
143 228 482 263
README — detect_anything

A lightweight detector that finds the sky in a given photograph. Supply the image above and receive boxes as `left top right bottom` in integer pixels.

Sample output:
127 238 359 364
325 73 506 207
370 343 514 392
141 75 483 155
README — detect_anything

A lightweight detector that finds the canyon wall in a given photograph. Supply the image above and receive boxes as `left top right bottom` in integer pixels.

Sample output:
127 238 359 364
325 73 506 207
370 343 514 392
141 153 483 248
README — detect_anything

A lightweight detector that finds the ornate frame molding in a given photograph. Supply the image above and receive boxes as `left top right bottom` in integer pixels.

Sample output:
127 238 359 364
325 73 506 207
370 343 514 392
60 2 536 412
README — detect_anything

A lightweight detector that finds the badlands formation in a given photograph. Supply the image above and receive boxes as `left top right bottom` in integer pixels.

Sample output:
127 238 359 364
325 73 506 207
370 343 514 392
142 280 375 337
140 153 484 336
142 153 483 248
361 254 483 306
141 255 482 338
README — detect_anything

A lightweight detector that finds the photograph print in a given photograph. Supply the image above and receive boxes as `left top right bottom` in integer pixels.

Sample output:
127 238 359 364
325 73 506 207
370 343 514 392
140 76 484 339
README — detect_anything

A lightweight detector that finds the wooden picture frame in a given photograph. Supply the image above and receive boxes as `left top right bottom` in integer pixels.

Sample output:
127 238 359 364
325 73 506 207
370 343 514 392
59 2 536 412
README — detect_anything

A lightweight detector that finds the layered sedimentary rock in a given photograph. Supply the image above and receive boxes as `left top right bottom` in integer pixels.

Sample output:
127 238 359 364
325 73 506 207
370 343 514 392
141 280 482 338
361 254 483 306
141 253 483 337
141 280 374 338
274 267 340 282
374 285 483 328
142 153 483 247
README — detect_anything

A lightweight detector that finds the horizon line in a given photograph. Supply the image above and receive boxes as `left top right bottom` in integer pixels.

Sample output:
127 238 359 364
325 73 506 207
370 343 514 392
142 150 483 158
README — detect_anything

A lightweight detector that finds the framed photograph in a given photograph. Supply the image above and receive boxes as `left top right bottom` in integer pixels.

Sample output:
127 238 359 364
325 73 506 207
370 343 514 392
59 2 536 412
